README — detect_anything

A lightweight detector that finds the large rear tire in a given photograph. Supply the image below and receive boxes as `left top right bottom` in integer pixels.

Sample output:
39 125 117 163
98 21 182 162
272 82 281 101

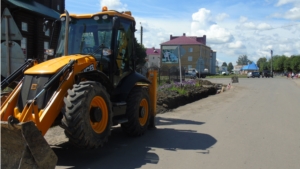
61 81 112 149
121 87 150 136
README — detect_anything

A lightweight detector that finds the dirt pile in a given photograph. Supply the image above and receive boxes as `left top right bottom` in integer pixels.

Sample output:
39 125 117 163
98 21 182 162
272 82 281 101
156 79 226 114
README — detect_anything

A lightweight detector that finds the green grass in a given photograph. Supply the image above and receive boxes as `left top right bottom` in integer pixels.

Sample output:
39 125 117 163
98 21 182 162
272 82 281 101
168 86 188 95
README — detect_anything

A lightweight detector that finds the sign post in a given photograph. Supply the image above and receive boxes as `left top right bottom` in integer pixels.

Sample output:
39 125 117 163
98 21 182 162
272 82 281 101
176 46 182 85
176 46 186 85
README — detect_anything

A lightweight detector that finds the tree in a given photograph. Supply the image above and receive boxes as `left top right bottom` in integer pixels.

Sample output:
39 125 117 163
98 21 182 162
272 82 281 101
227 62 233 72
236 55 251 65
257 55 299 73
273 55 286 72
134 37 147 67
259 62 268 72
222 62 227 67
290 55 300 72
256 57 267 68
284 58 291 71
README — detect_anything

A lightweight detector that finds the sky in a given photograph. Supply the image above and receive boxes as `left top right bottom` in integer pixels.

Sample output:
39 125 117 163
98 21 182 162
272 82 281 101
66 0 300 66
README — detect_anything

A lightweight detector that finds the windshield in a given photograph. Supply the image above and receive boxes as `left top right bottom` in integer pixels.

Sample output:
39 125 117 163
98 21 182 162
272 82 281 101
55 17 113 58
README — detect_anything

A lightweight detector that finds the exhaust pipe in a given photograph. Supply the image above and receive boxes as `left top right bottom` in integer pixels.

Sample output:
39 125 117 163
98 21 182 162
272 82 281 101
64 10 69 56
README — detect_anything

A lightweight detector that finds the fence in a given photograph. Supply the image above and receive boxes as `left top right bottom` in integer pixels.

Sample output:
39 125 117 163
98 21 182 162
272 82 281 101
136 65 188 84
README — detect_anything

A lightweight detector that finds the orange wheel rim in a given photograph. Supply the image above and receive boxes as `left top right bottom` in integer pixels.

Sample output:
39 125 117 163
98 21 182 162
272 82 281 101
139 98 149 126
90 96 108 134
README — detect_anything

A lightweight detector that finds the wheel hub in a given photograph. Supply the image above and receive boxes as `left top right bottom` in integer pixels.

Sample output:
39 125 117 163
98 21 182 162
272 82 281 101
90 107 102 122
139 106 145 118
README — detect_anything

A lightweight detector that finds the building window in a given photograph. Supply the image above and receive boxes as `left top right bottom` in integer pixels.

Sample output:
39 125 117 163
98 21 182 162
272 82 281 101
57 5 60 11
188 56 193 61
189 48 193 52
44 41 49 49
21 22 28 31
21 37 27 56
45 28 50 36
188 65 192 69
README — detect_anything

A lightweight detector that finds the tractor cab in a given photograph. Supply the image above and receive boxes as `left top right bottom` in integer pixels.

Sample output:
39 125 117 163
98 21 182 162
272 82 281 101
47 7 136 86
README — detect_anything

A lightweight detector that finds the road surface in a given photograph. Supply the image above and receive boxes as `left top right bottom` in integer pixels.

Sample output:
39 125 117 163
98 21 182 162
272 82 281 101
47 77 300 169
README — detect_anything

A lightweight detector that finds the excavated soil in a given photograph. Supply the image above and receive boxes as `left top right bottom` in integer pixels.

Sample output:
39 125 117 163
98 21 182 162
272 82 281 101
156 79 226 114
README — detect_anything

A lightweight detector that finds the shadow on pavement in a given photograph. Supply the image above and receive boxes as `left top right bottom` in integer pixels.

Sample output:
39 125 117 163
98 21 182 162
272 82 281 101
156 117 205 126
53 118 216 169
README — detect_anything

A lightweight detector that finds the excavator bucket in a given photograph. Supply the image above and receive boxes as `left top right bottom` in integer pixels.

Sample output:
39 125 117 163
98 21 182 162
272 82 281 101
1 121 57 169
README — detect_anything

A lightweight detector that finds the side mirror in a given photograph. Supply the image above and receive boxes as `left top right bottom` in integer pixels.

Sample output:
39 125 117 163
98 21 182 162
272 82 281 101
43 20 50 32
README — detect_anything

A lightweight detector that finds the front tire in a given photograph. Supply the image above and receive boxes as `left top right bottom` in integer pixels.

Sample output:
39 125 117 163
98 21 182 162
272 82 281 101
121 87 150 136
61 81 112 149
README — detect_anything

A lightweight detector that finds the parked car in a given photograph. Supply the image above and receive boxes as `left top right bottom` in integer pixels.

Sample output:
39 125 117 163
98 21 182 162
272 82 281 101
222 71 229 75
247 72 252 78
262 70 273 78
247 71 260 78
185 72 197 79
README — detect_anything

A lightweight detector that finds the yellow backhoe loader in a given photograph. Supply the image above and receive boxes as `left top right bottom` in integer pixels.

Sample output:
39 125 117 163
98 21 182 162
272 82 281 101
1 6 158 168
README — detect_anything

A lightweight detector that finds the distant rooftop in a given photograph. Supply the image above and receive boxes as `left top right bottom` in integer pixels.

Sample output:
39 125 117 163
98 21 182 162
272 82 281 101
161 33 206 45
146 47 161 55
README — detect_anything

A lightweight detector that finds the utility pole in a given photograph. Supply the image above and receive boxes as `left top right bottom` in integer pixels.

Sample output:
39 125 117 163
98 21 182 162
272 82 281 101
199 45 202 78
271 50 273 74
140 22 143 46
178 45 182 85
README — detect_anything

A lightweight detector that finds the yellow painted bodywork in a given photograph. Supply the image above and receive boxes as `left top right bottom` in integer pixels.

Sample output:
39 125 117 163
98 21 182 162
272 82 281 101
61 10 134 21
146 69 158 117
0 55 97 136
25 55 95 74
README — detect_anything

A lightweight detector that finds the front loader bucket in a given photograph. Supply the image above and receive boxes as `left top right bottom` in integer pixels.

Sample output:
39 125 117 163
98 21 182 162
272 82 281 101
1 121 57 169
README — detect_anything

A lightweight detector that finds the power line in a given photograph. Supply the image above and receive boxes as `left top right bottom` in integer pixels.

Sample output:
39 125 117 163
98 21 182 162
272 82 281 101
258 23 300 31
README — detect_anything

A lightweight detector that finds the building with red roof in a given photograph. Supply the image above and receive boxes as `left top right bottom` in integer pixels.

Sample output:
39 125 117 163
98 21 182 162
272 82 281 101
145 47 161 68
159 33 216 75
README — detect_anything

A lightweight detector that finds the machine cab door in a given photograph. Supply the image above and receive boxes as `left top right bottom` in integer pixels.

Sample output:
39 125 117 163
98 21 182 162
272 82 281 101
113 19 134 86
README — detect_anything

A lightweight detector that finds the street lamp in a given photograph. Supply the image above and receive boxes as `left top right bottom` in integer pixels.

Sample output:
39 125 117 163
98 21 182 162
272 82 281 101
271 50 273 75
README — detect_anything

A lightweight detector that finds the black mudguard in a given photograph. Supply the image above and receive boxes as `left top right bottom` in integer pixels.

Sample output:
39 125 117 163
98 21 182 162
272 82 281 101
114 71 150 101
76 70 114 95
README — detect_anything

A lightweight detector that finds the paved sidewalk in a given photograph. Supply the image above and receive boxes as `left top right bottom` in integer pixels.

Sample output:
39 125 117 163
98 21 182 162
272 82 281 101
292 78 300 87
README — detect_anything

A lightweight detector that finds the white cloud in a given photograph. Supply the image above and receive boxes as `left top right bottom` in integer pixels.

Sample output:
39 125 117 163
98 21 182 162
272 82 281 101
278 44 293 52
190 8 233 44
285 7 300 20
134 17 190 48
227 41 245 49
273 0 300 20
191 8 214 29
100 0 127 11
276 0 299 6
257 23 272 30
215 13 229 22
239 16 248 23
242 22 256 30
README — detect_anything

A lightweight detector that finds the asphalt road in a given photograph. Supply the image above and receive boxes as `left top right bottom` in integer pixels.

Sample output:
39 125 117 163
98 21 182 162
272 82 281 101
48 77 300 169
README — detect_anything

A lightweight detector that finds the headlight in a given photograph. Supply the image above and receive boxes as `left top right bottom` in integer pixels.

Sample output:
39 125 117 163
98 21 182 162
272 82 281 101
94 16 100 20
102 15 108 19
